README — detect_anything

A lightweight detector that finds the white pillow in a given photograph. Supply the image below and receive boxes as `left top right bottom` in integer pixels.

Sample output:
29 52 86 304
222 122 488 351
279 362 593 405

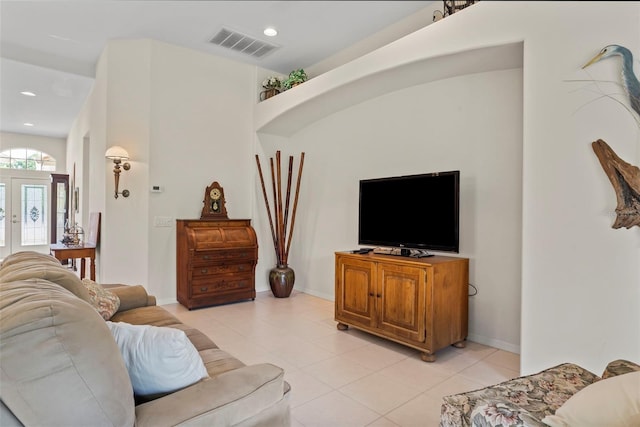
542 371 640 427
106 321 209 396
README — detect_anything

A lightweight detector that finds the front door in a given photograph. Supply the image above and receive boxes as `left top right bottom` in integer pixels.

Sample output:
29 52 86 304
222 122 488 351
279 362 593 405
0 177 51 259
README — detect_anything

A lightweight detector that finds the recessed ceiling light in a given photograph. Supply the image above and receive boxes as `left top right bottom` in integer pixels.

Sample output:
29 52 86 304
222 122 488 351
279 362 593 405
20 91 36 97
23 122 34 127
264 27 278 37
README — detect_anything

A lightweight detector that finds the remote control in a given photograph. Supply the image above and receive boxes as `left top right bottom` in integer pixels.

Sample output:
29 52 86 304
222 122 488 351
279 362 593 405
353 248 372 254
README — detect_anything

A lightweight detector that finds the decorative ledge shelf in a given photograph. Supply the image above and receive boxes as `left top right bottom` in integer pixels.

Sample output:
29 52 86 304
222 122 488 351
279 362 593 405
254 39 523 137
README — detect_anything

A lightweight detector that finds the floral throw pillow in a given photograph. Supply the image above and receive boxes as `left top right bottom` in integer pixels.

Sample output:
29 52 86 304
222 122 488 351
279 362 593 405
81 278 120 320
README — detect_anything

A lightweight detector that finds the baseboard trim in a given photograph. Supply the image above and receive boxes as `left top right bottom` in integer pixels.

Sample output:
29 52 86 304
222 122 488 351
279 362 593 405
468 333 520 354
294 287 334 301
157 297 178 306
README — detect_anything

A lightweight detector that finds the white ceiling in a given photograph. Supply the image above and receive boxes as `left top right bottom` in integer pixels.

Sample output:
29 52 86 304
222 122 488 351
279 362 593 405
0 1 434 139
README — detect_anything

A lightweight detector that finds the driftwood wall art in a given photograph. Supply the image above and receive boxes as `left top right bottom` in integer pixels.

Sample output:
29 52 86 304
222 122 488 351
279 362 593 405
592 139 640 229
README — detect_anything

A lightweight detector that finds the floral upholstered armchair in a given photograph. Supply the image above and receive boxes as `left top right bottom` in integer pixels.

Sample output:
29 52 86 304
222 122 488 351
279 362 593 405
440 359 640 427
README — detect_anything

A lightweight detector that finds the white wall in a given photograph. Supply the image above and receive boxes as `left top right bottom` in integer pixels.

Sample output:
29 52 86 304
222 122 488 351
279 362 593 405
146 41 256 301
67 44 108 279
68 39 257 302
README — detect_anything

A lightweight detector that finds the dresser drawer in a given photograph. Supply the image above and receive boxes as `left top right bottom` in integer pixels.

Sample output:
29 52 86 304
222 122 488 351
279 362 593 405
192 250 255 265
192 263 253 277
191 275 253 295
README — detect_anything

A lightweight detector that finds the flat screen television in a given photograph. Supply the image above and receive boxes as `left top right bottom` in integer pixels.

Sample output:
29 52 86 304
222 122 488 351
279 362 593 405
358 170 460 254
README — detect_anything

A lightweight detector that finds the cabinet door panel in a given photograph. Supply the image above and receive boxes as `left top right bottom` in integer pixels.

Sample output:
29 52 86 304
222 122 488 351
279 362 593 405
377 262 426 341
335 257 376 328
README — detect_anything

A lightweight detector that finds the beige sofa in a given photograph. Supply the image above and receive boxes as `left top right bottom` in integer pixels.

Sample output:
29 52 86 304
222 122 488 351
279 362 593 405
0 251 290 426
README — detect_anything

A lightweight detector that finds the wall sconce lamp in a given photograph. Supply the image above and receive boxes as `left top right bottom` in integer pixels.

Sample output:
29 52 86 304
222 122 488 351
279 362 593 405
105 145 131 199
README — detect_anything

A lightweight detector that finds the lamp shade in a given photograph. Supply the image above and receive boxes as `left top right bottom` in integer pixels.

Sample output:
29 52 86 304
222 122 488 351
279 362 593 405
105 145 129 160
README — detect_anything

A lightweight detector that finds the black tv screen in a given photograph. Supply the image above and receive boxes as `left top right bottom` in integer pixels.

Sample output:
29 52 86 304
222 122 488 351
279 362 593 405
358 171 460 253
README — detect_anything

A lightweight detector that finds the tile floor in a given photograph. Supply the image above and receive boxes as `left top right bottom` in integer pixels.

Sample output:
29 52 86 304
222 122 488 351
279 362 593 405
162 291 520 427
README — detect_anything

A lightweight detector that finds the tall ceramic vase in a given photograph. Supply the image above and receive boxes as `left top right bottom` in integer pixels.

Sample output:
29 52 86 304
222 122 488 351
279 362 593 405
269 265 295 298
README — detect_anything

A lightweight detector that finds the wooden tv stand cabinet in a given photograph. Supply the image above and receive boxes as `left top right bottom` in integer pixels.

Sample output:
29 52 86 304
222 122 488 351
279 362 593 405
334 251 469 362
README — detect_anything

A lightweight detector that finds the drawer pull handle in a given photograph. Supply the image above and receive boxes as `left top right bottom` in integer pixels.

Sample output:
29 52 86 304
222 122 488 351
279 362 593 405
201 269 208 274
200 287 208 292
376 294 381 298
203 255 211 260
369 292 374 297
239 265 245 271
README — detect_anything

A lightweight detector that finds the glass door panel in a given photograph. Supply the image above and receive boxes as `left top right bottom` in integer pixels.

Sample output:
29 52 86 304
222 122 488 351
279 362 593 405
20 184 48 245
51 174 69 244
0 182 6 259
10 178 50 255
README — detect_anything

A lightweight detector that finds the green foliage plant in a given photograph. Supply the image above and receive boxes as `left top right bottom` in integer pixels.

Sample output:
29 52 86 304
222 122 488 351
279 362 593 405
283 69 308 90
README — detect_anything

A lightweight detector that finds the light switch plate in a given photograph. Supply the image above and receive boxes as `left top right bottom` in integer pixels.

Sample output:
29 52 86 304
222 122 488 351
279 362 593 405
153 216 173 227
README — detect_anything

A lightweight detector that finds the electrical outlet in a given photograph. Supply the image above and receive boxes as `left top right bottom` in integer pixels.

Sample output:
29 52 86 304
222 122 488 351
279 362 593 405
153 216 173 227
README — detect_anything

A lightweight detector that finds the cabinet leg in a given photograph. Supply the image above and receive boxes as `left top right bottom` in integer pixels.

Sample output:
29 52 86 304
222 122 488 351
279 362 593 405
420 352 436 362
453 340 466 348
337 322 349 331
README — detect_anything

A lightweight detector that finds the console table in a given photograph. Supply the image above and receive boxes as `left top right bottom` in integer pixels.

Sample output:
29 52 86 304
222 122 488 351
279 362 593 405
50 244 96 281
49 212 101 281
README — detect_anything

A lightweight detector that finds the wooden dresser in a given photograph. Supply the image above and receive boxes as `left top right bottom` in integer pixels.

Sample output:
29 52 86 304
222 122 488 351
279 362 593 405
176 219 258 309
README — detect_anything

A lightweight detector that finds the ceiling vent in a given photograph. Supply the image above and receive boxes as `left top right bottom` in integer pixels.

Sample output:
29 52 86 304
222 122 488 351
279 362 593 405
209 28 279 59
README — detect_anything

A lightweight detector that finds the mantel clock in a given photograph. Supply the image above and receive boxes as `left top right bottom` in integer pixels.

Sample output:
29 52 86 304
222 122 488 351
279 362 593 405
201 181 228 219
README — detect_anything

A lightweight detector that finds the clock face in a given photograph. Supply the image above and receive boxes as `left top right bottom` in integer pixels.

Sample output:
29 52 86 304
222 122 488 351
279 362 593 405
210 188 221 200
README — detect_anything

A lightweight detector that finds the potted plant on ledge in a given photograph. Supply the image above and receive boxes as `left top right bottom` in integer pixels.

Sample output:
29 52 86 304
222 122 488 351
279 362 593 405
282 69 308 90
260 76 282 101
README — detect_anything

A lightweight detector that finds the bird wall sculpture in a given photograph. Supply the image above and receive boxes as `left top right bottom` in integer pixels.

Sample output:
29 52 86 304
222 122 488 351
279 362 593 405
583 44 640 229
582 44 640 117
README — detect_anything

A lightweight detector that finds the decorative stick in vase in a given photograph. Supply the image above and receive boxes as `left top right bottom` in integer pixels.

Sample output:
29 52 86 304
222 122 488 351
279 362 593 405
255 155 278 255
285 152 305 259
255 151 306 298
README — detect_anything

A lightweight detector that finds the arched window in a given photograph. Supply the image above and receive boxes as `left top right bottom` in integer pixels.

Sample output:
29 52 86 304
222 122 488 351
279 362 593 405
0 148 56 171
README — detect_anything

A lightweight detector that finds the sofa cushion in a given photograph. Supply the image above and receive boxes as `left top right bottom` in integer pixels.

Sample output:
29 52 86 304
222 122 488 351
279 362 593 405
82 278 120 320
0 250 61 268
111 304 182 327
106 321 209 396
200 348 247 377
0 262 90 303
134 363 287 427
542 371 640 427
602 359 640 379
0 279 135 427
105 284 156 311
